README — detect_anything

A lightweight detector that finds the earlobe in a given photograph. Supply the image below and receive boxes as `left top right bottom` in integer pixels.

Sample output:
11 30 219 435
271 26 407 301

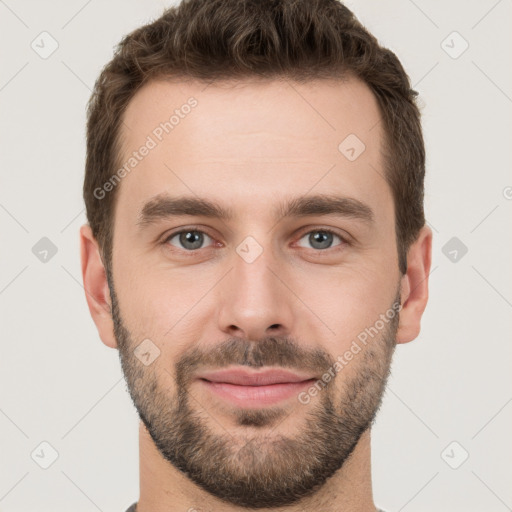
396 225 433 344
79 224 118 349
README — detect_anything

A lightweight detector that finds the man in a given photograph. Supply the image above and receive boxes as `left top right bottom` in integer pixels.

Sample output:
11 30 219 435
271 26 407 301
80 0 432 510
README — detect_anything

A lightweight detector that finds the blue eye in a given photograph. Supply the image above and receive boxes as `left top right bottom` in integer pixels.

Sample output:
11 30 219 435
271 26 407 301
166 230 214 251
296 229 345 250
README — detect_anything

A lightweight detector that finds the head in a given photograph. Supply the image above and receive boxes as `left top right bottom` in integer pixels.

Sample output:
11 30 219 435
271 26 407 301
81 0 432 508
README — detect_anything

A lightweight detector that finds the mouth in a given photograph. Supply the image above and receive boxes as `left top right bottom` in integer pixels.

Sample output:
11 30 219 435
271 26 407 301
196 368 317 407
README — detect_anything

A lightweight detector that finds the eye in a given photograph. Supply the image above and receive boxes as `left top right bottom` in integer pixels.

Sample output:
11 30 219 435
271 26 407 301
296 229 346 250
165 229 214 251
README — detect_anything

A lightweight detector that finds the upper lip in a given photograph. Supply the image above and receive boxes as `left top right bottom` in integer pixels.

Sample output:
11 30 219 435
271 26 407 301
197 368 316 386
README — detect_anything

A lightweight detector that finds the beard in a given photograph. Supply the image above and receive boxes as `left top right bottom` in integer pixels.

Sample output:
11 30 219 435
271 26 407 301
109 274 399 508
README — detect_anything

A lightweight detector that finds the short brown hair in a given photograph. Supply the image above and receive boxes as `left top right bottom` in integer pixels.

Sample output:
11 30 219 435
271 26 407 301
84 0 425 274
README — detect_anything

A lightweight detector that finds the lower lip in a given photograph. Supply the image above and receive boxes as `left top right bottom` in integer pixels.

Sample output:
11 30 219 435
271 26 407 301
199 379 315 407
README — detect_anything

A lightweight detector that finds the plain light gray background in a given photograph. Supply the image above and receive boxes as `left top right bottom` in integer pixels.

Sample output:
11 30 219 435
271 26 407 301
1 1 511 511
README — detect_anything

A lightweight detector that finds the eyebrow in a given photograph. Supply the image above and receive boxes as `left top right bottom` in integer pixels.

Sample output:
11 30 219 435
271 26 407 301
137 193 374 227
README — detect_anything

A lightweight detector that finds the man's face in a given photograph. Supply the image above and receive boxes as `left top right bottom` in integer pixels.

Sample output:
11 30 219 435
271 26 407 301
109 77 402 507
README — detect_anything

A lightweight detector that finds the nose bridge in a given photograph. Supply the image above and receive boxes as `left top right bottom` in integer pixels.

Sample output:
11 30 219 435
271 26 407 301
217 233 293 339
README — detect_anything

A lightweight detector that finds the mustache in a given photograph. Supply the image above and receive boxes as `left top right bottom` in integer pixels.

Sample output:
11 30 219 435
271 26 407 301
175 336 335 384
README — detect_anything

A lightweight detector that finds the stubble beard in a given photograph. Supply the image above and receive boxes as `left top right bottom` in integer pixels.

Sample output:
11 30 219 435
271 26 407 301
110 276 398 508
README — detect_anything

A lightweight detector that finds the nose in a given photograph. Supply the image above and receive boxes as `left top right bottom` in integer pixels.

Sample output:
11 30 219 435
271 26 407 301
217 242 294 341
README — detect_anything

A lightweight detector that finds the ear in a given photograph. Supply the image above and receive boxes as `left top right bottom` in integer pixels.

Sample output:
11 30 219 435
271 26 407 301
80 224 118 349
396 225 433 344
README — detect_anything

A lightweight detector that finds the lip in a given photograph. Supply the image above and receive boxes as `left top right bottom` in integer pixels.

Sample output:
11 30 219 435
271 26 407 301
196 368 317 407
197 368 315 386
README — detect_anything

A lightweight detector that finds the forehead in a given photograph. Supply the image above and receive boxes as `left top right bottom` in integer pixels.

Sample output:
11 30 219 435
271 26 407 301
115 76 391 224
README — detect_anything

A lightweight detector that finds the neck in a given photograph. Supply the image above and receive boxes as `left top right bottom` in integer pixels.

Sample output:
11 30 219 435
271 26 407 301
136 422 377 512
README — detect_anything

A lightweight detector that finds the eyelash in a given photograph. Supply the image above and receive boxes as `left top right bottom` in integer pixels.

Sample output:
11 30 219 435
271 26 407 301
162 226 349 253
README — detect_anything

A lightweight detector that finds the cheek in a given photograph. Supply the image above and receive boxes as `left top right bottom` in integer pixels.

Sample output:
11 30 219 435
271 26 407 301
115 264 215 342
294 263 396 342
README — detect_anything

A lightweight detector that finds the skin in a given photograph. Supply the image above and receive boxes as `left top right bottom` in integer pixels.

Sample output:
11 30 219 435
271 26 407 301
80 76 432 511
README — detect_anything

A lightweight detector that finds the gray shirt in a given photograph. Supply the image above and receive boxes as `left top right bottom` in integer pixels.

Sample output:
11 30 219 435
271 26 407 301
125 503 387 511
